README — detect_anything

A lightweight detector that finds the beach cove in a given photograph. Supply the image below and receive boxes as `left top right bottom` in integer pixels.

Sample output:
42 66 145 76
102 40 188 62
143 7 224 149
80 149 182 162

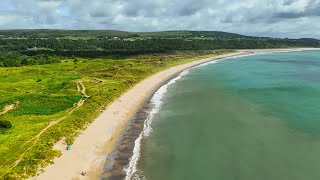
32 51 250 180
131 49 320 180
32 48 320 180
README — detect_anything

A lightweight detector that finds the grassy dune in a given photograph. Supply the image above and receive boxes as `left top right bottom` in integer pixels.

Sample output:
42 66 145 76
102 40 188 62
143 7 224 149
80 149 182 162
0 50 234 179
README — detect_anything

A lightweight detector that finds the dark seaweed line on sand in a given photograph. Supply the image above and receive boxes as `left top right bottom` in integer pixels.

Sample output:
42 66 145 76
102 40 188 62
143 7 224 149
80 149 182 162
99 53 248 180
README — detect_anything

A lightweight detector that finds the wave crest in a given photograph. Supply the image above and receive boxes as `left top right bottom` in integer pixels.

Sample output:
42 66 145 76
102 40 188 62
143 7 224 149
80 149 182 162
124 70 190 180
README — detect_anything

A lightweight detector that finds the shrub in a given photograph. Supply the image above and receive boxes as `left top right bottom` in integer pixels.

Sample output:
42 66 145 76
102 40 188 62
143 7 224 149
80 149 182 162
0 120 13 128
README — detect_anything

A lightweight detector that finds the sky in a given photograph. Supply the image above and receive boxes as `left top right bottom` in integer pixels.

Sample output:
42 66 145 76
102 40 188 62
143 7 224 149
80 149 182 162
0 0 319 38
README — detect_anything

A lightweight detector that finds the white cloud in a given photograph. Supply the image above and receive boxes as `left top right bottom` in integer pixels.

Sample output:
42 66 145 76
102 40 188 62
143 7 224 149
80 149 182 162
0 0 319 38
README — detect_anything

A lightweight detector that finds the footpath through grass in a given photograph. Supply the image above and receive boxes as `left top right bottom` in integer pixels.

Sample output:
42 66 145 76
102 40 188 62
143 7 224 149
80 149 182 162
0 50 234 179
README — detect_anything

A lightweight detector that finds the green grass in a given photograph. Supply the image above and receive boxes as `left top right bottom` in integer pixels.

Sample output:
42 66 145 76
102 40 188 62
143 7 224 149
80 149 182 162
0 50 235 179
8 94 82 115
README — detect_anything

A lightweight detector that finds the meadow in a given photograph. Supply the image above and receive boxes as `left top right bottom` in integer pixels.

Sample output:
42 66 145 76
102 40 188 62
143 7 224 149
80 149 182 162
0 50 233 179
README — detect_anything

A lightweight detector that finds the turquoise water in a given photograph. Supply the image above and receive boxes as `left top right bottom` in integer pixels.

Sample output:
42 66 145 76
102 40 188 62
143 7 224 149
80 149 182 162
136 50 320 180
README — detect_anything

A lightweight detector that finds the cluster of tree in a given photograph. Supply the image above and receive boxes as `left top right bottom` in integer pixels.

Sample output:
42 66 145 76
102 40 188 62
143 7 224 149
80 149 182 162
0 30 319 65
0 29 132 38
0 52 60 67
0 30 246 39
0 120 12 129
0 38 319 54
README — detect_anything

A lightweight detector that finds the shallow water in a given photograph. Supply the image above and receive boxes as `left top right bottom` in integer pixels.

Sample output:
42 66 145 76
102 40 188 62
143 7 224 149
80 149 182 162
134 50 320 180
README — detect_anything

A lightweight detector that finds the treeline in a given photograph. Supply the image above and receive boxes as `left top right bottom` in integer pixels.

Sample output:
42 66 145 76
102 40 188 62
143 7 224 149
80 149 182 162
0 52 60 67
0 31 319 66
0 38 319 53
22 50 163 58
0 30 247 39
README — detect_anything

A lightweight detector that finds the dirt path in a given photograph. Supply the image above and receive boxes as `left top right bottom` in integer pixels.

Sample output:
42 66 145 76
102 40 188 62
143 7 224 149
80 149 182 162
6 81 91 174
0 101 19 115
77 83 81 92
77 81 90 98
33 51 253 180
114 68 122 77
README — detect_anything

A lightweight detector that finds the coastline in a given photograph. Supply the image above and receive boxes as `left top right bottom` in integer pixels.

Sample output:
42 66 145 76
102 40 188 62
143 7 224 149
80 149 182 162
241 47 320 52
32 48 319 180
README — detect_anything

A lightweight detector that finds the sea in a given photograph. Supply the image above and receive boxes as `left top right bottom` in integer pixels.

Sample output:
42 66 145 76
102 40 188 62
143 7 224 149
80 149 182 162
103 50 320 180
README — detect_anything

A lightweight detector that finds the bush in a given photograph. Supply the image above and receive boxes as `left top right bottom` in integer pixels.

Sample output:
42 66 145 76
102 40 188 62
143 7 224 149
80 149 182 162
0 120 13 128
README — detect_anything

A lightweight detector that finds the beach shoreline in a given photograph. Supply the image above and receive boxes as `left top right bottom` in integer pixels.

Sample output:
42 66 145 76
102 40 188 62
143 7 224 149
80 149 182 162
32 48 319 180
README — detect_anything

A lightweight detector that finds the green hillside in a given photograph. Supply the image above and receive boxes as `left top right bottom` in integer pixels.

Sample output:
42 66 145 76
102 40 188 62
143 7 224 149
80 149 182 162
0 29 247 38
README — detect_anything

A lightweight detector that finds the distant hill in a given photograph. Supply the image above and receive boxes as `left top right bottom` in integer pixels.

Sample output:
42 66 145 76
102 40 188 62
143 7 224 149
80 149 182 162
0 29 130 38
0 29 318 41
131 31 248 38
0 29 249 39
0 29 319 59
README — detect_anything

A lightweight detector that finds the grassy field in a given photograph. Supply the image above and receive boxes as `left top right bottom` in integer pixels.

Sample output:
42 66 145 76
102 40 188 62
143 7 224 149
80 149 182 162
0 50 234 179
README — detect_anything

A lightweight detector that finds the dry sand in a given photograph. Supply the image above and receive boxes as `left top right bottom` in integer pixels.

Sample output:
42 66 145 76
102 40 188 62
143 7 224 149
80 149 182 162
32 48 319 180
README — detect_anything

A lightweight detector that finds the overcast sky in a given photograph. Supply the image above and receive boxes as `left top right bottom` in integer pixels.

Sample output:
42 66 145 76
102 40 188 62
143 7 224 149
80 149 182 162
0 0 319 38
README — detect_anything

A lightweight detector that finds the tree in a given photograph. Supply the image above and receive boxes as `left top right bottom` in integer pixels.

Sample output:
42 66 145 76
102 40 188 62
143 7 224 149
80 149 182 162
21 59 29 66
0 120 13 129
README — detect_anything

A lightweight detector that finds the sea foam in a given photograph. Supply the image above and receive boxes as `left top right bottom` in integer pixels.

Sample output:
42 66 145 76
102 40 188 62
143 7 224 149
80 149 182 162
123 53 251 180
124 70 190 180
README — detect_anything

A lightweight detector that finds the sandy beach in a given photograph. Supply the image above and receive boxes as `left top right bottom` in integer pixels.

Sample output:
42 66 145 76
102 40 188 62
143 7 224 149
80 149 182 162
32 48 319 180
